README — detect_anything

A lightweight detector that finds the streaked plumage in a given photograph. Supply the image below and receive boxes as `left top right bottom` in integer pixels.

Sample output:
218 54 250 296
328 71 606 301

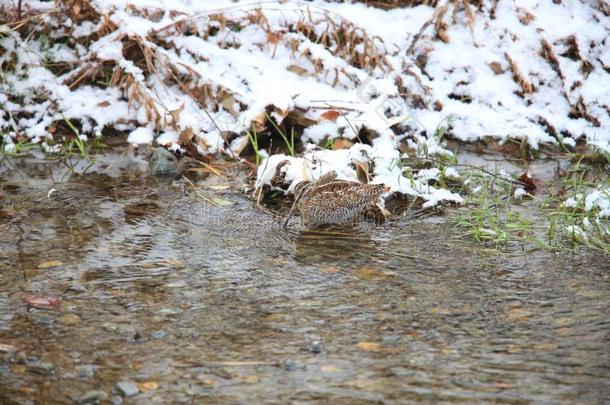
284 171 384 228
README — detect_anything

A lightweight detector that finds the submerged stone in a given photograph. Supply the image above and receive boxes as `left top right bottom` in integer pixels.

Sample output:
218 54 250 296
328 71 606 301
149 148 180 176
78 390 107 404
75 364 96 379
26 360 54 375
116 381 139 397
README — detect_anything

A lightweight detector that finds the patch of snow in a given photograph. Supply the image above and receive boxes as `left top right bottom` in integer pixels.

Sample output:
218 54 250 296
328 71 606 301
128 126 154 145
514 187 527 199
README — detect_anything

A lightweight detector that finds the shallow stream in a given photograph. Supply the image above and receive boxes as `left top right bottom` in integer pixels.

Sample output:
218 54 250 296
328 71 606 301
1 153 609 404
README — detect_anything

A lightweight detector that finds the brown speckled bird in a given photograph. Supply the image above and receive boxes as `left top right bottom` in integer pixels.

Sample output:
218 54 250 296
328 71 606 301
283 171 385 228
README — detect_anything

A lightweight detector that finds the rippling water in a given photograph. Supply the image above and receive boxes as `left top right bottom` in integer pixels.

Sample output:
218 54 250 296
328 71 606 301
0 156 609 404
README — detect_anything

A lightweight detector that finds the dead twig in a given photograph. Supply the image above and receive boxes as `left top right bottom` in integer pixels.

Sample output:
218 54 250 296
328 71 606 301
407 3 448 55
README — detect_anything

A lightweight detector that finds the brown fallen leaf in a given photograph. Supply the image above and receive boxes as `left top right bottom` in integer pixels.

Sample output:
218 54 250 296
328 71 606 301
320 266 341 273
243 375 258 384
37 260 63 269
332 138 353 150
266 31 282 44
357 342 381 352
320 110 341 121
518 171 536 192
22 295 61 309
179 127 194 145
353 159 370 184
137 381 159 391
489 61 504 74
287 65 308 77
353 267 391 281
321 365 341 373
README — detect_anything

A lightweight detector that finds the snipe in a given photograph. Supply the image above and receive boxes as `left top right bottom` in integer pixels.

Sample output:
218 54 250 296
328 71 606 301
284 171 385 228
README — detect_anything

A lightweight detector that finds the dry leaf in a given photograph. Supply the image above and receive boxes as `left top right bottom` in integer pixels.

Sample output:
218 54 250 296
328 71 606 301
287 65 308 76
352 159 370 184
517 7 536 25
321 365 341 373
518 172 536 192
219 93 239 116
196 136 210 150
251 110 267 133
489 61 504 75
357 342 381 352
332 138 353 150
22 295 61 309
320 110 341 121
266 31 282 44
353 267 390 280
243 375 258 384
179 127 194 145
320 266 341 273
37 260 63 269
167 104 185 125
137 381 159 391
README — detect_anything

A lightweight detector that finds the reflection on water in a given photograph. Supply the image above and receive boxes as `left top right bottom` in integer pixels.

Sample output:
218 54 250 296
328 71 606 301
0 155 609 404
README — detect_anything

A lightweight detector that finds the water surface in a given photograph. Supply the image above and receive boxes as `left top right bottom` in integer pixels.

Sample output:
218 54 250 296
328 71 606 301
1 154 609 404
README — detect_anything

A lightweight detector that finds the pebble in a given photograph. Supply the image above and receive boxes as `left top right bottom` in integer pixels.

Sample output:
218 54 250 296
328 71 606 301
382 335 401 344
14 351 27 364
309 341 322 354
67 284 87 293
282 360 299 371
0 343 17 353
78 390 107 404
159 308 182 316
116 381 139 397
151 330 167 340
110 395 123 405
210 368 233 380
149 148 180 176
75 364 96 379
26 360 54 375
68 352 81 360
389 367 415 377
58 313 81 326
102 323 118 333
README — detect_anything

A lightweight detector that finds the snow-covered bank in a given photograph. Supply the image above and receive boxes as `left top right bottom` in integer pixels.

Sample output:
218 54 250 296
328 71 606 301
1 0 609 207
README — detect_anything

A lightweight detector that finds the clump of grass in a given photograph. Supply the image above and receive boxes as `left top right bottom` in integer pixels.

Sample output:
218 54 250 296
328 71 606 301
246 125 262 166
1 139 39 157
569 149 610 166
452 170 537 248
323 138 335 150
448 153 609 254
541 164 610 253
265 112 296 157
61 115 92 159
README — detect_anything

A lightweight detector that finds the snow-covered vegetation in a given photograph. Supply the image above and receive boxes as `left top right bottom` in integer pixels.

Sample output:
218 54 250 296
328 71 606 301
1 0 608 244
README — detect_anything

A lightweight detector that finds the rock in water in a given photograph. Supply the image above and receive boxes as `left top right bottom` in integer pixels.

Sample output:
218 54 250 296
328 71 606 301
26 360 54 375
78 390 107 404
116 381 139 397
149 148 180 176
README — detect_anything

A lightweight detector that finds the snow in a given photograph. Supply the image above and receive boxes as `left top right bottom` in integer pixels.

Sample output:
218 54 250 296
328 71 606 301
584 189 610 218
128 126 154 145
563 187 610 219
514 187 527 199
1 0 609 209
255 140 463 209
